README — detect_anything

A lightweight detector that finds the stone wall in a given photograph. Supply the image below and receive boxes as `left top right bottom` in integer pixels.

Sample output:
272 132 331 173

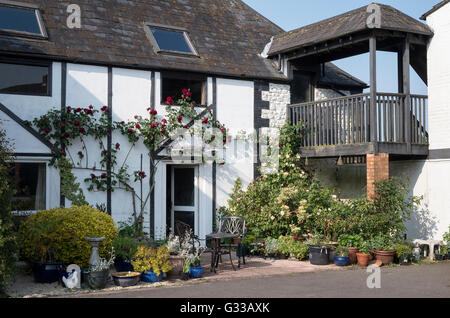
260 83 291 128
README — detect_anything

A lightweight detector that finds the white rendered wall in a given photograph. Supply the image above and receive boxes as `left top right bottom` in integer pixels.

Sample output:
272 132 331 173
0 62 62 211
65 63 109 209
426 3 450 150
216 78 254 208
111 67 152 232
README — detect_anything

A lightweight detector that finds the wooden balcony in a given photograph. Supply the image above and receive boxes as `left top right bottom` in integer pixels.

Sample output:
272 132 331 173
288 93 429 158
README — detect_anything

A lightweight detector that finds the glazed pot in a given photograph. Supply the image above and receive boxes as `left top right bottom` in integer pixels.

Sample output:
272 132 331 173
167 255 184 279
356 253 370 267
373 250 396 265
141 270 164 283
189 266 204 279
87 269 110 289
309 245 331 265
347 247 359 265
112 272 140 287
334 256 349 266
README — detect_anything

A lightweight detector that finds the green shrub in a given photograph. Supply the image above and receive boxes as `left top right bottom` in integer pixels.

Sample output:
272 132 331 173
278 236 309 260
112 237 138 261
395 243 413 258
264 238 279 256
338 234 364 248
19 206 118 268
443 226 450 243
0 126 17 293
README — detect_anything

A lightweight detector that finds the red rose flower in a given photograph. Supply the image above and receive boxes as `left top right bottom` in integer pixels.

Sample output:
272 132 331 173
182 88 188 95
162 119 167 124
91 174 96 179
101 173 107 179
79 127 86 133
115 143 120 149
161 128 166 134
89 105 94 110
135 124 141 129
101 106 108 112
75 108 82 113
74 121 80 127
63 132 70 138
177 115 183 123
66 106 72 113
127 129 134 134
150 109 157 116
166 96 174 105
120 121 125 125
186 91 192 98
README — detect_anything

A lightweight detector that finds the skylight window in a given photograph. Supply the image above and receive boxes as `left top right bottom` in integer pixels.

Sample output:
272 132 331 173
0 3 47 38
146 25 198 56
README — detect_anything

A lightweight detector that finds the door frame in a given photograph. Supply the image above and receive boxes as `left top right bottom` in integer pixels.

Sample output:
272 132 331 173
170 165 199 236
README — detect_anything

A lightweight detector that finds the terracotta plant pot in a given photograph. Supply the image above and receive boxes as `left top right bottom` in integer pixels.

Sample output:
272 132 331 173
356 253 370 267
348 247 359 265
373 250 397 265
167 255 184 279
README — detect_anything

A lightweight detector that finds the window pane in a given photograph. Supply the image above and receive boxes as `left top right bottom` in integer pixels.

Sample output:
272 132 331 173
162 76 204 105
0 63 49 95
10 163 46 211
174 211 195 235
174 168 195 207
151 28 193 53
0 6 41 35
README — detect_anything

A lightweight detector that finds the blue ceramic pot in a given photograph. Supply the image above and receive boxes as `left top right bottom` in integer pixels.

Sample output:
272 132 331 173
141 270 164 283
189 266 204 279
334 256 350 266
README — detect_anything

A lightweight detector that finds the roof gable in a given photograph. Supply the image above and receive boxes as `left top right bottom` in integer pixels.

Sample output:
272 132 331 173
421 0 450 20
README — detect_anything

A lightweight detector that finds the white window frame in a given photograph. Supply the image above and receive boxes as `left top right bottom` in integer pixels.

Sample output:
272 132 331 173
10 156 50 215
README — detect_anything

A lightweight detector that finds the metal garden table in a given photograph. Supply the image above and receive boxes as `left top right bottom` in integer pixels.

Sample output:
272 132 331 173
205 232 239 273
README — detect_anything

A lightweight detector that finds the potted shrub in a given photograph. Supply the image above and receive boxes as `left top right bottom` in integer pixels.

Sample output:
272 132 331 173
371 235 397 265
306 236 331 265
395 243 413 265
338 234 363 265
334 246 349 266
278 236 309 260
132 245 172 283
356 242 371 267
264 237 279 259
87 247 115 290
112 237 138 272
180 245 206 279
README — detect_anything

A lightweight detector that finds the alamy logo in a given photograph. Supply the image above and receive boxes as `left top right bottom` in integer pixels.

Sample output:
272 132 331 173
67 4 82 29
366 265 381 289
366 4 381 29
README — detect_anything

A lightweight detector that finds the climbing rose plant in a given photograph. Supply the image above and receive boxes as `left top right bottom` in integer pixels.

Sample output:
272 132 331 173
27 88 228 235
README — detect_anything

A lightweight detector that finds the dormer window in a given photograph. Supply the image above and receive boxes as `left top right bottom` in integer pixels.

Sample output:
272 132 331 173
145 24 198 57
0 2 47 38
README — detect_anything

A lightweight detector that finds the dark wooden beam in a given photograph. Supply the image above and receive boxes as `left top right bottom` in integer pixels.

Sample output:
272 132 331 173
369 36 377 145
403 37 412 152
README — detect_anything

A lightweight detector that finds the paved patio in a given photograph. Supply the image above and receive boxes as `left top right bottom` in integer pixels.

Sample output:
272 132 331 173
6 253 345 298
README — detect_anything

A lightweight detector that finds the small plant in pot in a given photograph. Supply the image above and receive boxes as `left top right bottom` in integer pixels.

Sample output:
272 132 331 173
132 245 172 283
87 247 115 290
306 235 331 266
181 245 206 279
356 242 371 267
370 234 397 265
334 246 349 266
112 237 138 272
337 234 363 265
395 243 413 265
264 237 279 259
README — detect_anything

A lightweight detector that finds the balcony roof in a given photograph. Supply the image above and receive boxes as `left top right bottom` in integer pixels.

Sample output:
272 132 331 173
268 3 433 56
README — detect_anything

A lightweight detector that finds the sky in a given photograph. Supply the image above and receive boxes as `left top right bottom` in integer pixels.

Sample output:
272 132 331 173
242 0 441 95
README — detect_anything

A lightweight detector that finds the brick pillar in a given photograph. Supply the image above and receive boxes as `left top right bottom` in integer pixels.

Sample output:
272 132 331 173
366 153 389 199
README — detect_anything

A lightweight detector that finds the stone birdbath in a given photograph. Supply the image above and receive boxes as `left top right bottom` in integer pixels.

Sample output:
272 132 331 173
85 237 105 266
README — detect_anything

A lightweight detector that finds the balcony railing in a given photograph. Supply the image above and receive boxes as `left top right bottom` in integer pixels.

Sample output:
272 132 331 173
288 93 428 148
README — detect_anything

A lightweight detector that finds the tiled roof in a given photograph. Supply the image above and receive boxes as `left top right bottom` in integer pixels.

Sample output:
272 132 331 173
269 3 433 56
0 0 287 81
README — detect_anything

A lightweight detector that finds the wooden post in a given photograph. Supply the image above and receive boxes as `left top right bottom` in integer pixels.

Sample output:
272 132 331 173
402 37 412 152
369 36 377 146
